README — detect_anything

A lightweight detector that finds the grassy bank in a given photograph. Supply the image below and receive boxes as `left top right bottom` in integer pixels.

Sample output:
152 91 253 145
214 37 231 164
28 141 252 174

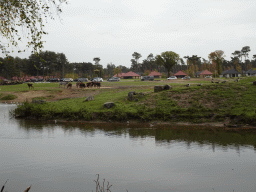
11 77 256 125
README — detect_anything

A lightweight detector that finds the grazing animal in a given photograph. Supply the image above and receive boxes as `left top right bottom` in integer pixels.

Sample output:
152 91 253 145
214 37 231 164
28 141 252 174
197 83 202 86
235 78 240 82
76 82 81 88
86 82 93 88
67 83 72 89
94 82 101 88
185 83 190 87
27 83 34 89
222 80 227 83
59 81 68 88
80 83 86 88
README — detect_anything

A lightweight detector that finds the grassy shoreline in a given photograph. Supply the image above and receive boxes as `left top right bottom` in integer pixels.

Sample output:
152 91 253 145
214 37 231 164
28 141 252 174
2 77 256 126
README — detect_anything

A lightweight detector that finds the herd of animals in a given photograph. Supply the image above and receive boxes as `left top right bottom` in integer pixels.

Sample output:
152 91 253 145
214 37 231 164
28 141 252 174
27 81 101 89
27 78 241 89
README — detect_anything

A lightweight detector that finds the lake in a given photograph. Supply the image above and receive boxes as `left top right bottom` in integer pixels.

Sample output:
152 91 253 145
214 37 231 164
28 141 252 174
1 104 256 192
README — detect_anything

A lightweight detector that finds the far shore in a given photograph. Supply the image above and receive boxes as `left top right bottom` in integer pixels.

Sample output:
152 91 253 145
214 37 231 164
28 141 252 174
1 77 256 128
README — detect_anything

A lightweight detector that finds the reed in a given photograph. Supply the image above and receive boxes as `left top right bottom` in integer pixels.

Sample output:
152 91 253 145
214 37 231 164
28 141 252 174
1 180 31 192
94 174 112 192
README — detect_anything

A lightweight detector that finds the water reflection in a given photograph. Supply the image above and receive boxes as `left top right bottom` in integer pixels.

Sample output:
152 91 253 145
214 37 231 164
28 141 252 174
17 119 256 151
1 105 256 192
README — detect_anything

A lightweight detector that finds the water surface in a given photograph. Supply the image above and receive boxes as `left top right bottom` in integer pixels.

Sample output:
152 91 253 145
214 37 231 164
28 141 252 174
0 104 256 192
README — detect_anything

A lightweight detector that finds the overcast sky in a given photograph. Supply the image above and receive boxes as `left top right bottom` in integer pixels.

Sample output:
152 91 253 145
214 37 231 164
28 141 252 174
10 0 256 68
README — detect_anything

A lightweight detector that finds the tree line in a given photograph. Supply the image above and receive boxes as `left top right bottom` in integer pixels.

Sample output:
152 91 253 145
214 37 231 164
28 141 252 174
1 46 256 80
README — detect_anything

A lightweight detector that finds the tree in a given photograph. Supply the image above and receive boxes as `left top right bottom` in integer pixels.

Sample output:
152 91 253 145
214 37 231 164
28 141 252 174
132 52 142 72
93 57 101 65
0 0 67 54
113 67 122 76
155 51 179 77
231 50 242 62
208 50 225 75
185 55 201 77
241 46 251 62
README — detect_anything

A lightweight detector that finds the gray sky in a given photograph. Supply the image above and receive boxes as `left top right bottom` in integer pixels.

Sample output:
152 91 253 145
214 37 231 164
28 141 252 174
11 0 256 68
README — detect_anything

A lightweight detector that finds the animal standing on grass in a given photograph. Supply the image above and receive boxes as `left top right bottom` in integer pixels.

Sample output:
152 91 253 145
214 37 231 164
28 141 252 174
86 82 93 88
27 83 34 89
67 83 72 89
59 81 68 88
79 82 86 88
94 82 101 88
76 82 81 88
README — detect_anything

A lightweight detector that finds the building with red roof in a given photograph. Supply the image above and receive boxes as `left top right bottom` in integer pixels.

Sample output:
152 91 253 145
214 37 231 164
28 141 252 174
122 71 141 79
196 70 213 78
113 73 126 78
148 71 162 78
174 70 187 78
0 76 6 80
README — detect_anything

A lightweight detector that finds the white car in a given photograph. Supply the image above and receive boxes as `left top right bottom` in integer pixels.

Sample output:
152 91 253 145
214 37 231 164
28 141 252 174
63 78 73 82
92 77 103 82
167 76 177 80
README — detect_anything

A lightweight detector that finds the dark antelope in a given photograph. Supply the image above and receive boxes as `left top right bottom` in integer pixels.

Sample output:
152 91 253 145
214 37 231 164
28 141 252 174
67 83 72 89
27 83 34 89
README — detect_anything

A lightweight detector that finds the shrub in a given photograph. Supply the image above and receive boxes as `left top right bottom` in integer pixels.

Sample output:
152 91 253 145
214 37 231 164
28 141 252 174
0 94 17 100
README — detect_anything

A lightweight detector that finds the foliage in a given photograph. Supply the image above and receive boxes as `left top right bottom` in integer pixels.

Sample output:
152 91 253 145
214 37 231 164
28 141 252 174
161 73 167 78
208 50 225 75
0 0 67 54
65 73 78 79
155 51 179 77
144 70 151 76
113 67 122 76
0 94 17 100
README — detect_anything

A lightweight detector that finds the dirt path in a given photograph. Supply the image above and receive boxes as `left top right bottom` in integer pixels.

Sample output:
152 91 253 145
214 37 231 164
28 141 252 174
1 86 113 103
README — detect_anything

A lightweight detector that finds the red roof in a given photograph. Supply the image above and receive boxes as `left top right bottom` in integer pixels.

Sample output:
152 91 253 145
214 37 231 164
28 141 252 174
199 70 213 75
122 71 140 77
174 70 187 76
148 71 161 76
113 73 126 77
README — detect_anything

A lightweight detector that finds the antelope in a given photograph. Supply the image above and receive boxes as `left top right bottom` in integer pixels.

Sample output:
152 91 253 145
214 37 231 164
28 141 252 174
27 83 34 89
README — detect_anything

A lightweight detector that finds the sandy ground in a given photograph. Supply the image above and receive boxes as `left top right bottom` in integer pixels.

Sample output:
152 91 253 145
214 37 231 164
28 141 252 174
1 86 113 103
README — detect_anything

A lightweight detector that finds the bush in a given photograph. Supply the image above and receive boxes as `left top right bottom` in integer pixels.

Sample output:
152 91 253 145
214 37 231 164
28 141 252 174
161 73 167 78
0 94 17 100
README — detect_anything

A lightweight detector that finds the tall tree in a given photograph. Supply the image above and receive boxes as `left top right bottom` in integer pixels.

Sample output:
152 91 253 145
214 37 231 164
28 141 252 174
241 46 251 62
132 52 142 72
0 0 67 54
155 51 179 77
186 55 201 77
93 57 101 65
231 50 242 62
113 67 122 76
208 50 225 75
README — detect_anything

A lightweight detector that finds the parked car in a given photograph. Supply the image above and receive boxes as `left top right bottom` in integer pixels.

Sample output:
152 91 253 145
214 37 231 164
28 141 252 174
107 77 120 82
205 76 212 78
167 76 177 80
63 78 73 82
47 78 60 82
91 77 103 82
30 78 37 82
182 76 190 80
74 78 88 82
141 76 154 81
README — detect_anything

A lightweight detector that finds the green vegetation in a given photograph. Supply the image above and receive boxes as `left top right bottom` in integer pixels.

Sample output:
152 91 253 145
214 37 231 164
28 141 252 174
1 94 17 100
12 77 256 125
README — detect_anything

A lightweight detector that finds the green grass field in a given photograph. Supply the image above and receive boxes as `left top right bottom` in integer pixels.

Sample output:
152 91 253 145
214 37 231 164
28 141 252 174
9 77 256 125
